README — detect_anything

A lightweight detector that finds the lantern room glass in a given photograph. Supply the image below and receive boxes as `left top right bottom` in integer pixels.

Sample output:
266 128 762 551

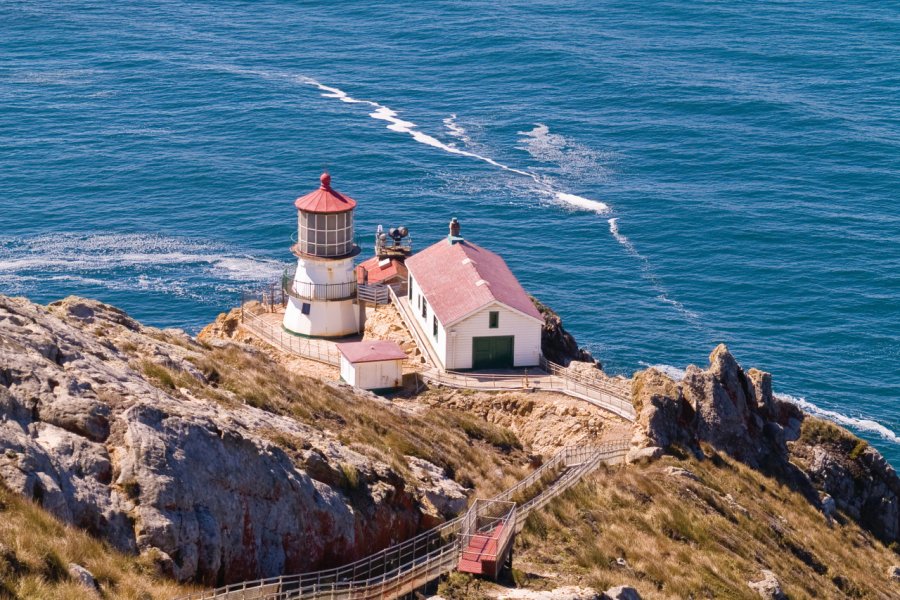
297 210 354 257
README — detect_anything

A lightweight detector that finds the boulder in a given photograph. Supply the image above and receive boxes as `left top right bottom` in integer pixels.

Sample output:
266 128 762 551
601 585 641 600
748 570 786 599
630 368 687 451
405 455 468 519
888 565 900 582
68 563 98 591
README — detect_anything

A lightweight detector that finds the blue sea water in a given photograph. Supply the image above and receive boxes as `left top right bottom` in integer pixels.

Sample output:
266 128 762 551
2 1 899 463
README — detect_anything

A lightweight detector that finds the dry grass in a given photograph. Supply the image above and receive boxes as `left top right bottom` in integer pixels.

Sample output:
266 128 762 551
0 484 196 599
516 447 898 599
140 344 530 499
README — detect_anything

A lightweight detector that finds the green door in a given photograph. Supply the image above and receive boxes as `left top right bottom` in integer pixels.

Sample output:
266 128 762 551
472 336 515 370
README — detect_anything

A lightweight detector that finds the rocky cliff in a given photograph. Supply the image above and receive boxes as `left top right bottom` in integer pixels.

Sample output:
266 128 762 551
629 344 900 546
0 295 473 586
531 297 599 368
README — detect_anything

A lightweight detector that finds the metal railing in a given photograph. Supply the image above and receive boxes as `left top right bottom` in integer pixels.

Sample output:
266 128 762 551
384 287 636 421
241 310 341 366
173 441 628 600
421 362 636 422
458 500 517 580
282 267 358 301
357 283 391 305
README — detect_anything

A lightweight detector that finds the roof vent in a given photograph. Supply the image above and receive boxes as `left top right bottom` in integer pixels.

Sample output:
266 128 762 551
475 279 488 286
461 258 473 265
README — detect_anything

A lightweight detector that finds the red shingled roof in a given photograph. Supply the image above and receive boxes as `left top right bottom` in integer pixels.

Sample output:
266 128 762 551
336 340 407 363
294 173 357 214
405 239 543 326
357 256 407 284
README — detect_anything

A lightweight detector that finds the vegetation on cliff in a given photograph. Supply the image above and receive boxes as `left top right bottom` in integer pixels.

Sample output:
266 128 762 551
515 447 898 599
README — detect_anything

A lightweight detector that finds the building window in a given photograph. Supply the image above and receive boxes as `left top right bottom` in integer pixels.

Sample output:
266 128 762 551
433 316 438 338
422 298 428 319
301 303 311 315
489 311 499 328
408 277 413 300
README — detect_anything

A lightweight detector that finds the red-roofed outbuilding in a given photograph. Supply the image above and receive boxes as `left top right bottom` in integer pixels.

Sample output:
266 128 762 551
336 340 406 391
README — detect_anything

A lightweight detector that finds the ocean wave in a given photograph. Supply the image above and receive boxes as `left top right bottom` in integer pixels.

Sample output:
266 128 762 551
776 393 900 444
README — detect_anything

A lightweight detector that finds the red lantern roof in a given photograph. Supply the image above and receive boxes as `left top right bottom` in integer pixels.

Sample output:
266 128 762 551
294 173 358 213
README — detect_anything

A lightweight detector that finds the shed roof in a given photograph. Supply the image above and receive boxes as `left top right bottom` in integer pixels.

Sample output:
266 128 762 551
294 173 357 214
357 256 407 284
405 239 543 326
336 340 406 364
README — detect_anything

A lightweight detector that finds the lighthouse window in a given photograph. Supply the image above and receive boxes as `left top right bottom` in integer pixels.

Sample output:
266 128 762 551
489 311 499 329
301 303 311 315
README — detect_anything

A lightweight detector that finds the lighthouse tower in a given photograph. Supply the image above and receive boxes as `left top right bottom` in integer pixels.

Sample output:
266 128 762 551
282 173 361 337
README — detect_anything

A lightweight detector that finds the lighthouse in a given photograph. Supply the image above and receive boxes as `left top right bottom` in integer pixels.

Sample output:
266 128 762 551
282 173 361 337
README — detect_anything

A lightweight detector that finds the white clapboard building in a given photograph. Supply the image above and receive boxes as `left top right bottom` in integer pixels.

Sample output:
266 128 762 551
336 340 406 391
404 218 543 371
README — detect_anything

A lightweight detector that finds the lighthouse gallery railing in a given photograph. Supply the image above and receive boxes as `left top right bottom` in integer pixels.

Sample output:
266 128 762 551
282 266 358 301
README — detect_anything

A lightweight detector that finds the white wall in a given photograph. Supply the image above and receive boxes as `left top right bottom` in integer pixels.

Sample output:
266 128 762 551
407 274 448 370
283 296 359 337
341 358 402 390
445 303 542 370
407 272 541 370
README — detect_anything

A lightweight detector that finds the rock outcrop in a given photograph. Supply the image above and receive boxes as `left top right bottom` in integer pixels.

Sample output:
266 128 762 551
0 295 440 584
531 297 598 368
629 343 900 544
747 570 786 599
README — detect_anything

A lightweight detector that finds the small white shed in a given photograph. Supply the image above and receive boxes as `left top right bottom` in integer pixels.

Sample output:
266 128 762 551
336 340 406 391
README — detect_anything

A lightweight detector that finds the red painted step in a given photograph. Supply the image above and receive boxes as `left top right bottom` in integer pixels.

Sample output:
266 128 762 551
458 524 504 574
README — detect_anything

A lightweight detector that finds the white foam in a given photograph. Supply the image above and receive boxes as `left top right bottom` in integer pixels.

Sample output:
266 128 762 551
0 234 284 300
443 113 472 147
295 77 609 214
638 362 687 381
554 192 609 214
608 219 701 322
775 393 900 444
518 123 610 178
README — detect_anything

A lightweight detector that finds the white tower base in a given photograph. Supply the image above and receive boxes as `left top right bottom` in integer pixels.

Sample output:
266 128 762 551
283 296 360 338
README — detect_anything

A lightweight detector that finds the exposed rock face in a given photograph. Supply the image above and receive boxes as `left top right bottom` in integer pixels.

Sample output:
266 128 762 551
629 343 900 544
405 455 468 522
792 432 900 543
531 297 599 368
0 295 434 585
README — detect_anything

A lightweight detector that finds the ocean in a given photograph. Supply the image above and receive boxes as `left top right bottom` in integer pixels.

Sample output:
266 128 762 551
2 1 899 463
